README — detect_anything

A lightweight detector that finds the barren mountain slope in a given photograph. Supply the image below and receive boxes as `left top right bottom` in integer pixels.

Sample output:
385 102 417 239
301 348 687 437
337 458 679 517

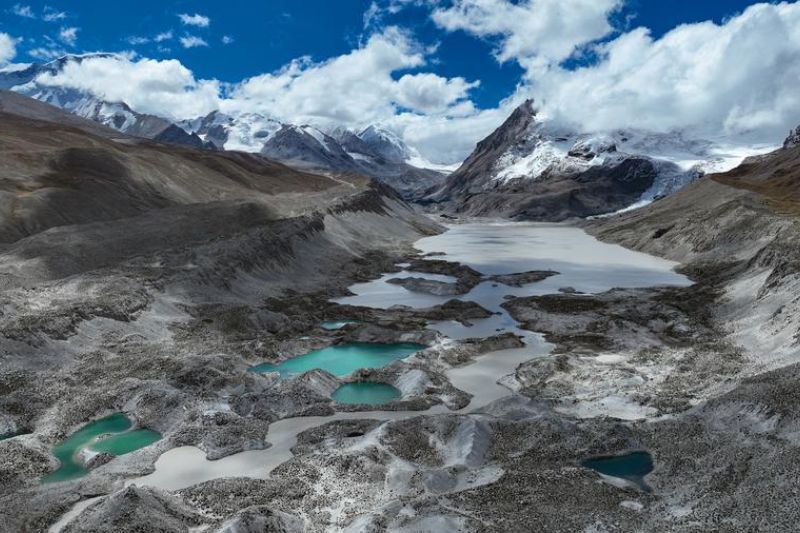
589 136 800 369
0 95 444 533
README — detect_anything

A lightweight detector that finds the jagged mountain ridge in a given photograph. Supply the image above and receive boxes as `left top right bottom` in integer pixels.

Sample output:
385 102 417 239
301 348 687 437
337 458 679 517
254 123 447 199
0 55 211 150
0 54 447 198
428 100 750 220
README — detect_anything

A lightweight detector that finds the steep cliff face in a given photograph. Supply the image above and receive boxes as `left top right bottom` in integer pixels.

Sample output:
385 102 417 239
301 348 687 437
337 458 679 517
432 100 538 201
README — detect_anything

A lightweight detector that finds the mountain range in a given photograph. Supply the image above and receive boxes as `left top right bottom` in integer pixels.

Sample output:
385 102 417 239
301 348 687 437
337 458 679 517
0 54 775 216
0 54 449 199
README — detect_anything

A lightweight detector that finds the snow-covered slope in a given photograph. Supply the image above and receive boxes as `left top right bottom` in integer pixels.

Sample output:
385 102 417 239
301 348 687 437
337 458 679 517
429 100 769 220
261 124 361 173
358 125 410 163
181 111 282 152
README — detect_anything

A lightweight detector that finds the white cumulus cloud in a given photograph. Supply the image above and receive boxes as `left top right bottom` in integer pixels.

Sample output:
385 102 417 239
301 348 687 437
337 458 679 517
225 27 476 125
34 55 222 120
431 0 622 69
178 13 210 27
394 72 479 113
0 33 18 65
59 27 79 46
180 35 208 49
530 2 800 142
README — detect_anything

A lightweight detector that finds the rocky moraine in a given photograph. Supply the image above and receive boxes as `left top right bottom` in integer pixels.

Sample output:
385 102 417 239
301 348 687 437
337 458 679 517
2 89 800 533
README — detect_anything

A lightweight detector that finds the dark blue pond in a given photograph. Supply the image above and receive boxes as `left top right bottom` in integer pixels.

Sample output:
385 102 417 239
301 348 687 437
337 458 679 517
582 451 654 492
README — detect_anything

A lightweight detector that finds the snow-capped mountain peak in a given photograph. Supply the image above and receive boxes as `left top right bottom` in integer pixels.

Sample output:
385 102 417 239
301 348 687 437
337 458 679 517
430 99 770 220
180 111 282 152
357 125 410 164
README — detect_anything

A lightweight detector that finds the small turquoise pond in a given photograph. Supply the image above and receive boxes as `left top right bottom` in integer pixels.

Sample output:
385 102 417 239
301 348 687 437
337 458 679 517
42 413 161 484
332 383 402 405
582 451 654 492
320 320 359 330
250 342 425 379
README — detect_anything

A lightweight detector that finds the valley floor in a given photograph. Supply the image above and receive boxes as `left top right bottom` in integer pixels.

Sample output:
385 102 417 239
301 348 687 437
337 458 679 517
4 210 799 532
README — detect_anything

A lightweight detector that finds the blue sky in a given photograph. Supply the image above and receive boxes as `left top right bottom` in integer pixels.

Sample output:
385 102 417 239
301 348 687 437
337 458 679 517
0 1 797 162
0 0 763 109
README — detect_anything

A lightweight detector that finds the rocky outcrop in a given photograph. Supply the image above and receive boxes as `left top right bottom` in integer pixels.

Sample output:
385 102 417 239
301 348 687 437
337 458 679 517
415 332 525 368
216 506 303 533
489 270 559 287
387 276 464 296
785 125 800 149
62 486 204 533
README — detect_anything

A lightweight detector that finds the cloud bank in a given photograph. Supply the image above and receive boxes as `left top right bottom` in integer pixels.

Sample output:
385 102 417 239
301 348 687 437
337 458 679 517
426 0 800 143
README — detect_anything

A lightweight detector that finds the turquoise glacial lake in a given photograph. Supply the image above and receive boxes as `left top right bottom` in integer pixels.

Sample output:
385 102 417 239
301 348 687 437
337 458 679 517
250 342 425 379
332 383 402 405
42 413 161 483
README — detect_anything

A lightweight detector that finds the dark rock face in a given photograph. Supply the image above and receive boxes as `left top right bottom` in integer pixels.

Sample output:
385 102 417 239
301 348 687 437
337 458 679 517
443 155 661 222
784 125 800 149
489 270 559 287
431 100 538 201
153 123 214 150
387 277 464 296
262 125 361 173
